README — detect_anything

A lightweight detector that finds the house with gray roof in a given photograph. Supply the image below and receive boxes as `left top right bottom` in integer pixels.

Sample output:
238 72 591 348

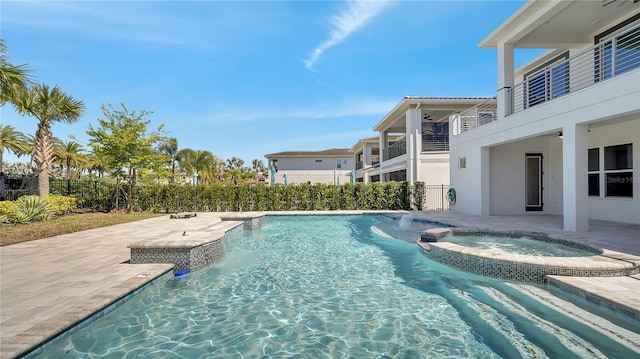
265 148 354 185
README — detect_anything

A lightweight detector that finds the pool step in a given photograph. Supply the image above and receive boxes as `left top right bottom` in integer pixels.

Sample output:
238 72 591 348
547 275 640 323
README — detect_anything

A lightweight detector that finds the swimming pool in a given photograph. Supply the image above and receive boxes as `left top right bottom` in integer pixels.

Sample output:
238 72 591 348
38 215 638 358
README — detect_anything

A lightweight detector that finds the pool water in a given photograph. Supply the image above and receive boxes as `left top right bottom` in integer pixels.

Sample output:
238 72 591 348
39 215 636 358
439 234 596 257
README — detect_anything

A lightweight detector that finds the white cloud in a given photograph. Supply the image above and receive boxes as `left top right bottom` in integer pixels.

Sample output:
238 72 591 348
202 98 399 123
304 0 394 70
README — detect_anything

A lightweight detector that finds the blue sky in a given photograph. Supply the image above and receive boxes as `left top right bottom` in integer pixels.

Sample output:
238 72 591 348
2 0 537 166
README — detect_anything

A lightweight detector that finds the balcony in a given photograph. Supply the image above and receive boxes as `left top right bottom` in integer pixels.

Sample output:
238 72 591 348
509 23 640 116
383 140 406 161
451 97 498 135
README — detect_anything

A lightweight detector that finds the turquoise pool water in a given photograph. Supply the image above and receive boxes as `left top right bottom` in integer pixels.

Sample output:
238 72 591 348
39 215 636 358
439 234 596 257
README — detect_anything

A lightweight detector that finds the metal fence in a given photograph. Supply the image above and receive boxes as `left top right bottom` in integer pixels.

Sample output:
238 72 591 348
1 174 121 212
421 184 450 211
0 173 38 201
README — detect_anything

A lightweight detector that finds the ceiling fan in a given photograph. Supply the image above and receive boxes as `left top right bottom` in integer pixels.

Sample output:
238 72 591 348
602 0 639 7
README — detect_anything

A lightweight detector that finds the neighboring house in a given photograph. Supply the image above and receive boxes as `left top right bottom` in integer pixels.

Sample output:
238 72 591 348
264 149 354 185
350 136 399 183
449 0 640 230
372 97 493 186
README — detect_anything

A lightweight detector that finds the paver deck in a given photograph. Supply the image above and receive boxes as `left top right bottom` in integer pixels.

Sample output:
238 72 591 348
1 211 638 358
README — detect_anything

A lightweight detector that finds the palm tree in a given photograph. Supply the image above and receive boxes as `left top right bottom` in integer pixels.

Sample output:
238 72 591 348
0 124 31 173
176 148 224 185
0 39 32 107
14 84 85 196
86 153 109 178
54 140 87 180
252 158 267 182
158 137 179 183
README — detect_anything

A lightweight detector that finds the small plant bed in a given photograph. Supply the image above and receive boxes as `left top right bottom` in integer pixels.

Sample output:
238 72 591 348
0 212 163 246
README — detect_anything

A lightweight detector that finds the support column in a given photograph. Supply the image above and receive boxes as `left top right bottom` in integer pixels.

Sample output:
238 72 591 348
497 42 514 120
379 132 388 183
480 147 491 216
562 124 589 232
406 108 421 186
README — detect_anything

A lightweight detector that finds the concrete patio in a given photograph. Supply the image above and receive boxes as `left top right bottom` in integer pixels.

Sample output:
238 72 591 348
0 211 638 358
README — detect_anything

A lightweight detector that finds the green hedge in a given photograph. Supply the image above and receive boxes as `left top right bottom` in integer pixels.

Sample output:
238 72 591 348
46 180 425 213
130 182 424 213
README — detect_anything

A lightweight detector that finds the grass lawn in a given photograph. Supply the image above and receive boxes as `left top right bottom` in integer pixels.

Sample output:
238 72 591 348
0 212 164 246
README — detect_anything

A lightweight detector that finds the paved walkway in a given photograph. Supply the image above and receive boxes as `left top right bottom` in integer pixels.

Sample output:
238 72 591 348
1 211 639 358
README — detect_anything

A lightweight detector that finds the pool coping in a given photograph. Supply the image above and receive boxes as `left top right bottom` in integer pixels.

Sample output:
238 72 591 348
20 269 174 359
417 228 640 284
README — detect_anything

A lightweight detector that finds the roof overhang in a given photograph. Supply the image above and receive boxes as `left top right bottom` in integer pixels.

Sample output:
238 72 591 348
480 0 640 49
373 97 491 132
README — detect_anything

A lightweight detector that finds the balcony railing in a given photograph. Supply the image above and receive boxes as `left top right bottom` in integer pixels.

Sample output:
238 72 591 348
509 23 640 115
451 97 498 135
383 140 406 161
356 155 381 169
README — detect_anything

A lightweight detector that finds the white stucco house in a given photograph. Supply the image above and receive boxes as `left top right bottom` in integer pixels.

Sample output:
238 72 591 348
449 0 640 230
264 149 354 185
372 97 493 186
350 135 401 183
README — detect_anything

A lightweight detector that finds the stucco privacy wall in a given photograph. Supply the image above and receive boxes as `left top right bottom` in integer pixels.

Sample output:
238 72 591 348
418 154 450 185
275 169 353 185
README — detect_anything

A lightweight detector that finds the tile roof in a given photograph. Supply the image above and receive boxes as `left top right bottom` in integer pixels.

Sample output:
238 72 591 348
265 148 352 158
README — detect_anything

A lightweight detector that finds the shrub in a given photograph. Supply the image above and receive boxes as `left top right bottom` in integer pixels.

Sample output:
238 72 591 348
14 195 54 224
0 201 19 223
43 194 78 215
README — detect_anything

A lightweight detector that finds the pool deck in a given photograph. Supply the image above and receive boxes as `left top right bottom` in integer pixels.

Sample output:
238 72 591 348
1 211 639 358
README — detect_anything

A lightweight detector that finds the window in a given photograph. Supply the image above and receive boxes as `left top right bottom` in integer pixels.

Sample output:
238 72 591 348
315 159 323 163
336 159 342 169
588 144 633 198
523 52 569 108
458 156 467 170
604 143 633 197
588 148 600 196
594 14 640 82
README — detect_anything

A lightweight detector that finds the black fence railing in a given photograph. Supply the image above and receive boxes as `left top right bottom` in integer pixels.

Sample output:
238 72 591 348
422 184 450 211
0 173 38 201
49 179 124 212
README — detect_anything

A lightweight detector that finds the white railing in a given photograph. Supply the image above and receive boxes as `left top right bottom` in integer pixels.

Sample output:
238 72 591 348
510 23 640 115
451 97 498 135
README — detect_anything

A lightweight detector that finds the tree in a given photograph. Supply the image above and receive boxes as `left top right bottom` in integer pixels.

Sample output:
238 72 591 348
14 84 85 196
87 103 166 211
86 153 109 178
252 158 267 182
0 124 31 172
158 137 179 183
53 139 87 180
0 39 32 107
176 148 224 185
226 157 245 171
